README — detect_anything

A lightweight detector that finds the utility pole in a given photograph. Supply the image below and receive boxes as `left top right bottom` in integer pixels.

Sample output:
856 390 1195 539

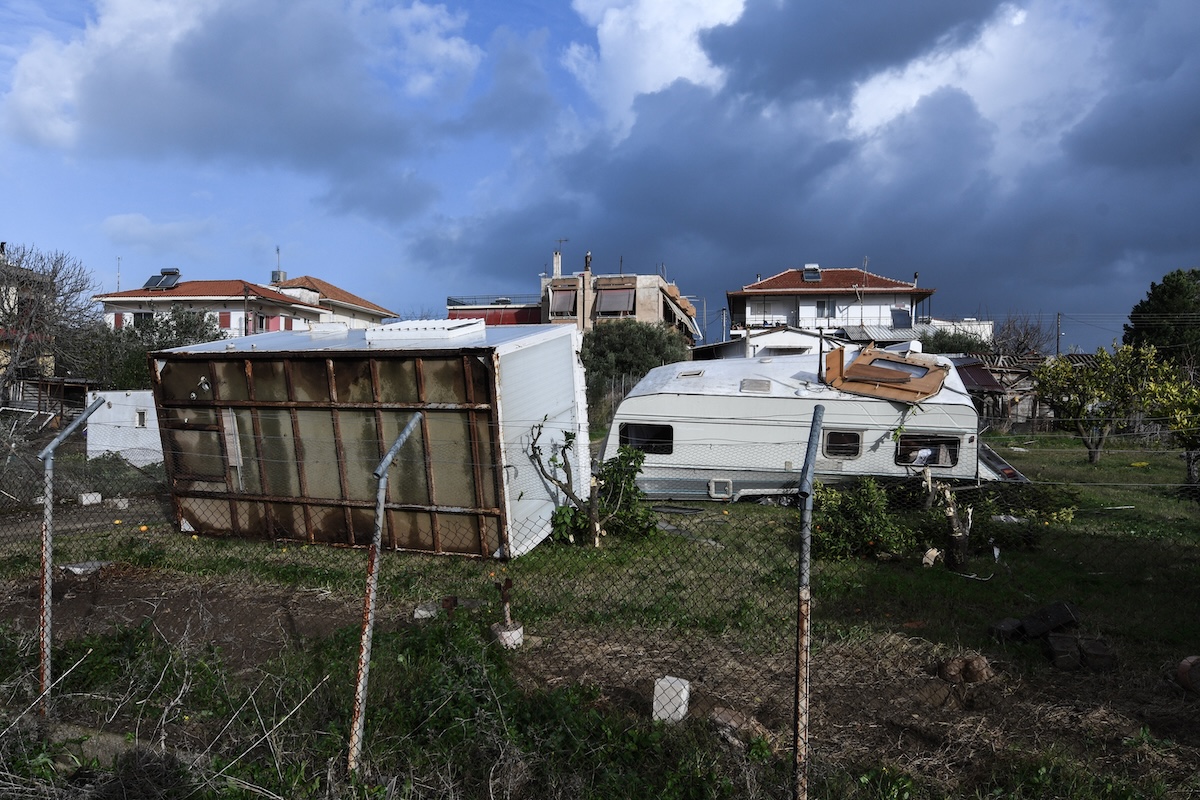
1056 312 1061 356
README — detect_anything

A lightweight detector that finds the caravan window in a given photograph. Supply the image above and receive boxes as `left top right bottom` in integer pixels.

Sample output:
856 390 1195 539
895 434 960 467
619 423 673 455
823 430 861 459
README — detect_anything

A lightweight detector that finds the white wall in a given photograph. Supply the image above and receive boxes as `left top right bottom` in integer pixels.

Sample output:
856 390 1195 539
86 390 163 467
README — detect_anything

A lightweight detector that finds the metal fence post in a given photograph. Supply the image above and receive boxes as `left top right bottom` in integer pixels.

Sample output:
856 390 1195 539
35 396 106 718
348 412 422 775
793 405 824 800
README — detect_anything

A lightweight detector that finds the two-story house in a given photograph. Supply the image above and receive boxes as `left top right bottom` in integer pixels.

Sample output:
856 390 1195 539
728 264 934 339
270 273 397 328
94 269 395 336
447 250 701 344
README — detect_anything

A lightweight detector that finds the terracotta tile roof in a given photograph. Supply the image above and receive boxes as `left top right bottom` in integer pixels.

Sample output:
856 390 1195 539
94 280 321 308
730 268 935 298
274 275 397 316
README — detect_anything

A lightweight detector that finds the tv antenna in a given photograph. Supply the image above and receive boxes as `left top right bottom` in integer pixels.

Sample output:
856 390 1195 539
555 237 569 251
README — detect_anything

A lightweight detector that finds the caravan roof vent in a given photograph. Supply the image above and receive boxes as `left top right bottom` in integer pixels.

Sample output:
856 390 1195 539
802 264 821 282
740 378 771 394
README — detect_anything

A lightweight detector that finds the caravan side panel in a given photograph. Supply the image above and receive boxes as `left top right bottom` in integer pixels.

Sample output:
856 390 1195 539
608 394 980 500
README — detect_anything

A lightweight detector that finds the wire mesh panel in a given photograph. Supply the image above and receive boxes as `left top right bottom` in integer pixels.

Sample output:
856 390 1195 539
0 405 1197 797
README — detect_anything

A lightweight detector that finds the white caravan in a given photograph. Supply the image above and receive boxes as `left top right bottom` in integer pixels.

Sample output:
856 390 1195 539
601 343 1016 501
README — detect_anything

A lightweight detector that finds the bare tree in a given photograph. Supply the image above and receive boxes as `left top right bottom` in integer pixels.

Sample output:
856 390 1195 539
0 243 100 402
993 312 1054 356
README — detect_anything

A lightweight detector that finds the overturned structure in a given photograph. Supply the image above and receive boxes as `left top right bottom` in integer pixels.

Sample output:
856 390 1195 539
151 320 589 558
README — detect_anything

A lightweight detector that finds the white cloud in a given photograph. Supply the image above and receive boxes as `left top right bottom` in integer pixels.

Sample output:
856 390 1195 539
1 0 485 155
380 1 483 99
848 1 1109 177
565 0 745 134
102 212 217 255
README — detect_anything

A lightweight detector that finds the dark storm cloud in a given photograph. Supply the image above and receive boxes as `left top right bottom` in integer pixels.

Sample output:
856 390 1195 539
450 29 558 137
701 0 1008 101
1062 52 1200 170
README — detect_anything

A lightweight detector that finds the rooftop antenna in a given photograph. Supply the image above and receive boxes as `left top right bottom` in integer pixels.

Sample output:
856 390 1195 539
116 256 121 291
555 237 569 251
276 245 281 269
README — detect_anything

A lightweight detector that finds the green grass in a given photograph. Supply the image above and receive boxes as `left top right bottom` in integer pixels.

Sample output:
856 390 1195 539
0 431 1198 798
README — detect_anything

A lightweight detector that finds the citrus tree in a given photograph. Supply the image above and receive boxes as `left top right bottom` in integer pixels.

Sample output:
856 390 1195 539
1033 344 1177 463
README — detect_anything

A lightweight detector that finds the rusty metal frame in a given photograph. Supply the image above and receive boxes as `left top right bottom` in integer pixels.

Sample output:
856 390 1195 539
153 349 510 556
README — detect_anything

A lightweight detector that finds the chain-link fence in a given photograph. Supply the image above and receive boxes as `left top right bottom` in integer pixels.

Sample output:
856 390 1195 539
1 406 1198 798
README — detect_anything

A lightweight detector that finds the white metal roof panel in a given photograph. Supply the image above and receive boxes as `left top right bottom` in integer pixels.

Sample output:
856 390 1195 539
627 350 972 408
157 321 574 356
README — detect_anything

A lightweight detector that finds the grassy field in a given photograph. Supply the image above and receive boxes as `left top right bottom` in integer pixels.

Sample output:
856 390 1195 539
0 431 1197 798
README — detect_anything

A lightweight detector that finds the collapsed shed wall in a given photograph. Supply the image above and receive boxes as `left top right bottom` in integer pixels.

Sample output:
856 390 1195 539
150 322 588 558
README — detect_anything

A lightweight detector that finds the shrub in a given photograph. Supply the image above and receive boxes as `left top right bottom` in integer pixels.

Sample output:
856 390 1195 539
813 478 917 559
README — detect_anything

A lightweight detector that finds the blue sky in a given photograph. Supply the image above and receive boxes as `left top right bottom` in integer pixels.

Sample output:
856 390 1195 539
2 0 1198 351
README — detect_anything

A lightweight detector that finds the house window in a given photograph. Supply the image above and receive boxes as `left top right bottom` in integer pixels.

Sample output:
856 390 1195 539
815 299 830 319
550 289 577 317
134 312 154 327
596 288 635 316
895 434 959 467
824 430 861 459
136 410 147 428
219 311 231 329
113 313 125 330
257 314 267 332
619 422 673 455
284 317 293 331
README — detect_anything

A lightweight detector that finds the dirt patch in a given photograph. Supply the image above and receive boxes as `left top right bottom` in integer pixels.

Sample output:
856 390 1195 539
3 566 1198 794
1 564 383 674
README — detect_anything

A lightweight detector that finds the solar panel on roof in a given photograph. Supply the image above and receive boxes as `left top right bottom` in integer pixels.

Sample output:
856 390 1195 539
142 274 164 289
158 273 180 289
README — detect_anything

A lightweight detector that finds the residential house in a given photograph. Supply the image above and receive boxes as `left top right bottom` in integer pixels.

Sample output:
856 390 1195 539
691 325 849 360
86 389 163 467
93 269 375 337
447 250 701 344
270 273 397 328
726 264 992 346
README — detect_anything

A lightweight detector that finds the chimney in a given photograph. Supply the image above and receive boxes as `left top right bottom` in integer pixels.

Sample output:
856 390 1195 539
553 250 562 278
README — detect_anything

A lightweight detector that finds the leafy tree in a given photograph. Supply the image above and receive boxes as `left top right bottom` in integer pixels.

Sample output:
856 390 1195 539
1033 343 1177 463
0 244 100 401
1123 269 1200 377
1144 378 1200 492
919 329 990 354
580 320 689 411
85 305 225 389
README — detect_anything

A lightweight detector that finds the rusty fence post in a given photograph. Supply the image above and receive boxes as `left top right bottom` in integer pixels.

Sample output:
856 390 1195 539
793 405 823 800
348 412 422 775
35 396 105 718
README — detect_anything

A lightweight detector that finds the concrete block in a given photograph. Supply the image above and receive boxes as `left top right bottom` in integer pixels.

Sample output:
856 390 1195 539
1044 633 1082 670
653 676 691 723
1021 601 1080 639
78 492 102 506
1079 637 1116 671
988 617 1023 642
